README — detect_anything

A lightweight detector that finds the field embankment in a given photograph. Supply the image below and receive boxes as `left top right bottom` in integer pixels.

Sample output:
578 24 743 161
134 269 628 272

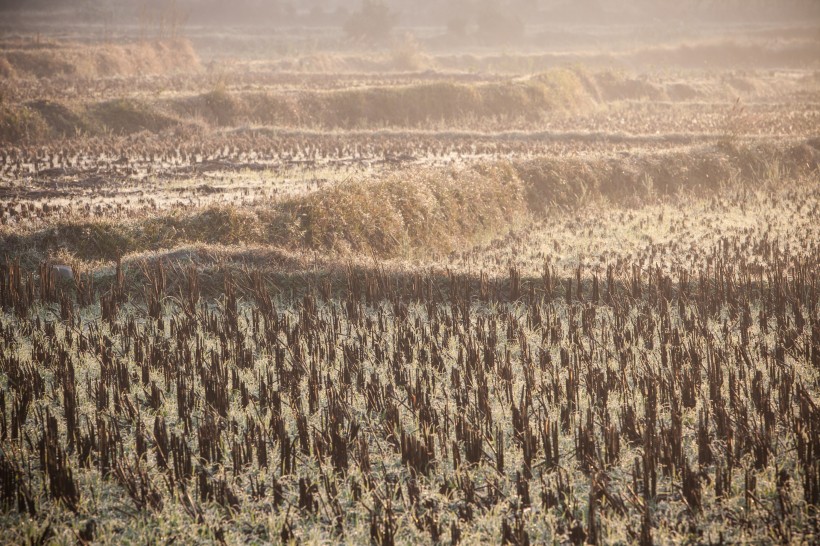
2 139 817 265
432 38 820 73
0 37 199 79
3 66 816 143
238 36 820 74
1 69 591 141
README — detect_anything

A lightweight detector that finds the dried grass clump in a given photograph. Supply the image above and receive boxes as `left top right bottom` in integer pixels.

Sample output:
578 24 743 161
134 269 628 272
89 98 178 135
171 87 242 127
26 100 93 138
531 68 597 109
132 38 200 74
161 69 590 130
0 57 16 80
140 205 263 249
1 48 78 78
2 140 816 263
1 206 264 264
0 164 526 261
0 103 48 143
633 38 820 69
314 71 589 128
325 82 483 127
43 221 136 261
0 38 200 80
515 140 820 208
592 70 666 101
389 34 432 72
240 92 301 126
270 162 525 256
87 39 200 77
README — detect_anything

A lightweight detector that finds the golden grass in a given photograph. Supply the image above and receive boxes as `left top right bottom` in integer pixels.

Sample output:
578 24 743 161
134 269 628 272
0 102 48 142
3 140 816 266
88 97 178 135
26 99 93 137
0 38 200 79
170 70 591 129
267 162 525 256
2 68 594 142
3 64 814 144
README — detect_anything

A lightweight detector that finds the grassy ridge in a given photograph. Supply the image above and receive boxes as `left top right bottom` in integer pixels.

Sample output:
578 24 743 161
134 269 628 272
1 65 810 142
1 69 591 141
2 140 817 265
0 38 199 79
269 162 524 256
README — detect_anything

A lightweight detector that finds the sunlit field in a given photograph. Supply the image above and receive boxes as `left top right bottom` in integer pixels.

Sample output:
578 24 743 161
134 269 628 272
1 1 819 544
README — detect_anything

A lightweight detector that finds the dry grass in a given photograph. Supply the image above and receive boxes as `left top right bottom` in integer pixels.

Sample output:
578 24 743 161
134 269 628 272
0 181 818 543
25 99 94 138
268 162 525 256
88 98 178 135
2 63 816 145
2 139 816 266
171 70 591 129
0 25 819 545
0 101 48 142
0 38 200 79
1 69 593 141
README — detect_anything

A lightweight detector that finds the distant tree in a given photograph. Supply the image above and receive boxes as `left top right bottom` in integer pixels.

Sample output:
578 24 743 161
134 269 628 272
343 0 396 44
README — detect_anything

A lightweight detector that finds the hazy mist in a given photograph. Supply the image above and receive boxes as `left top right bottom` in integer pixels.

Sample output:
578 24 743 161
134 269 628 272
3 0 820 27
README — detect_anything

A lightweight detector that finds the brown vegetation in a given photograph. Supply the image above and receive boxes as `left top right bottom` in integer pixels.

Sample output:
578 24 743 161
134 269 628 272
1 19 819 545
2 139 817 265
0 38 200 79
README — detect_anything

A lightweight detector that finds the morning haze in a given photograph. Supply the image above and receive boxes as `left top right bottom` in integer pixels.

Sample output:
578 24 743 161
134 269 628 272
0 1 818 544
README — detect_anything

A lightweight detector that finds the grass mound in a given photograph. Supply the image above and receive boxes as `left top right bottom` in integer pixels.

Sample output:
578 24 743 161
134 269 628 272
306 71 590 128
0 102 48 143
168 68 593 129
140 206 263 249
516 140 820 208
89 98 178 135
0 38 200 79
3 140 817 264
3 68 592 142
171 87 243 127
269 162 525 255
34 221 136 262
26 99 93 138
592 70 666 101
